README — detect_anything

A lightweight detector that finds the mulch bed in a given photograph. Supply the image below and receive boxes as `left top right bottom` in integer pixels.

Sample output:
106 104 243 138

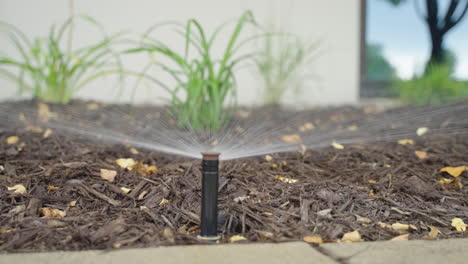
0 100 467 252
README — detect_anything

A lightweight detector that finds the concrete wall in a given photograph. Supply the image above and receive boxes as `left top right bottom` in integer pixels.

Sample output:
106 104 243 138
0 0 361 106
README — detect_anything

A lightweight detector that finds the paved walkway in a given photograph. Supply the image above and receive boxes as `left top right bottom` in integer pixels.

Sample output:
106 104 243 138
1 238 467 264
321 238 468 264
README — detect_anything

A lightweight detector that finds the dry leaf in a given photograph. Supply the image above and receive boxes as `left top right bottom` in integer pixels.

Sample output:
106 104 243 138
378 222 392 229
356 215 372 224
317 208 332 217
364 107 377 114
7 184 27 194
129 147 139 154
25 125 43 133
281 134 302 144
177 225 188 234
274 175 298 184
331 141 344 150
163 227 175 243
439 166 467 177
398 139 414 145
235 126 245 133
424 226 440 239
369 190 381 198
299 144 307 155
438 177 463 189
133 161 158 176
17 142 26 151
138 190 148 200
451 218 467 232
37 103 50 122
112 243 121 249
6 136 19 145
120 187 131 194
68 200 77 207
303 235 323 244
43 128 53 138
46 220 67 228
115 158 136 170
265 155 273 162
229 235 247 243
415 150 428 160
347 124 358 131
299 122 315 132
237 110 250 118
416 127 429 136
86 103 99 110
439 177 454 185
234 195 249 203
392 222 410 231
41 207 66 218
304 122 315 130
47 185 59 191
159 198 169 206
453 178 463 189
168 119 176 126
187 225 200 233
341 230 362 242
0 229 16 234
258 231 274 239
100 169 117 182
147 165 158 173
390 233 409 241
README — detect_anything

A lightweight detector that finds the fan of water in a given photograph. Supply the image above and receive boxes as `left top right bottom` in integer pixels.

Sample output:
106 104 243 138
1 100 467 160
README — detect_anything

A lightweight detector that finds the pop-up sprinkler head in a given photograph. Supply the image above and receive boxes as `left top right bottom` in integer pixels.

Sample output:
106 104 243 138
198 152 221 241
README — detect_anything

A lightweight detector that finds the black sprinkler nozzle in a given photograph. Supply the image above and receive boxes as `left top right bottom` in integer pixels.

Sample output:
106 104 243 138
199 152 221 241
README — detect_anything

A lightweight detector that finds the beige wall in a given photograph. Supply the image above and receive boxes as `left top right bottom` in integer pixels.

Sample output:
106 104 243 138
0 0 361 106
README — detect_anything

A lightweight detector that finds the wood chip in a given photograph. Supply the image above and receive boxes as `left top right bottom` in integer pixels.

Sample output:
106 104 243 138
100 169 117 182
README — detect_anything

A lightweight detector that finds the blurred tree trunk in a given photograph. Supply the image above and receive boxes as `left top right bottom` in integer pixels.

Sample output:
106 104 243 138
423 0 468 65
385 0 468 66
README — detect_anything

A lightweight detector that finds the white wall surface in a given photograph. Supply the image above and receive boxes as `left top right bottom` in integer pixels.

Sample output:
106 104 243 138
0 0 361 106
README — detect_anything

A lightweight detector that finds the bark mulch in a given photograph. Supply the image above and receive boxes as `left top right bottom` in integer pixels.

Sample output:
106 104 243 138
0 100 467 252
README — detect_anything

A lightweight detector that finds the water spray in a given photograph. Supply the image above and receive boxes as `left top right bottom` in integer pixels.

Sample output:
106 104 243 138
198 152 221 241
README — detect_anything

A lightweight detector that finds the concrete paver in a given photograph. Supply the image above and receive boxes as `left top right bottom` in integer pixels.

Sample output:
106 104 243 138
320 238 468 264
2 238 468 264
0 242 335 264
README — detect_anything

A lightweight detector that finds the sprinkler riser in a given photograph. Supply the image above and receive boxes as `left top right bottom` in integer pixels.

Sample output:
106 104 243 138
200 153 220 240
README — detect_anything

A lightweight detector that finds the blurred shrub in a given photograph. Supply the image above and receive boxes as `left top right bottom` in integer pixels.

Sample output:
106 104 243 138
128 11 257 131
366 43 396 81
255 29 318 105
0 16 124 104
392 63 468 105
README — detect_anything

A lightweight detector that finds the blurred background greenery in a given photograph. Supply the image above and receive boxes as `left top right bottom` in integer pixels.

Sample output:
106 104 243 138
366 0 468 104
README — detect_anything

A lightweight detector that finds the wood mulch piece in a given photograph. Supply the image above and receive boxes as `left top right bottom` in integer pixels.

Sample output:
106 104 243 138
0 100 467 252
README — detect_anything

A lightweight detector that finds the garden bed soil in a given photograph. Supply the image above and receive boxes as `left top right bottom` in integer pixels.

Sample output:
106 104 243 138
0 100 467 252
